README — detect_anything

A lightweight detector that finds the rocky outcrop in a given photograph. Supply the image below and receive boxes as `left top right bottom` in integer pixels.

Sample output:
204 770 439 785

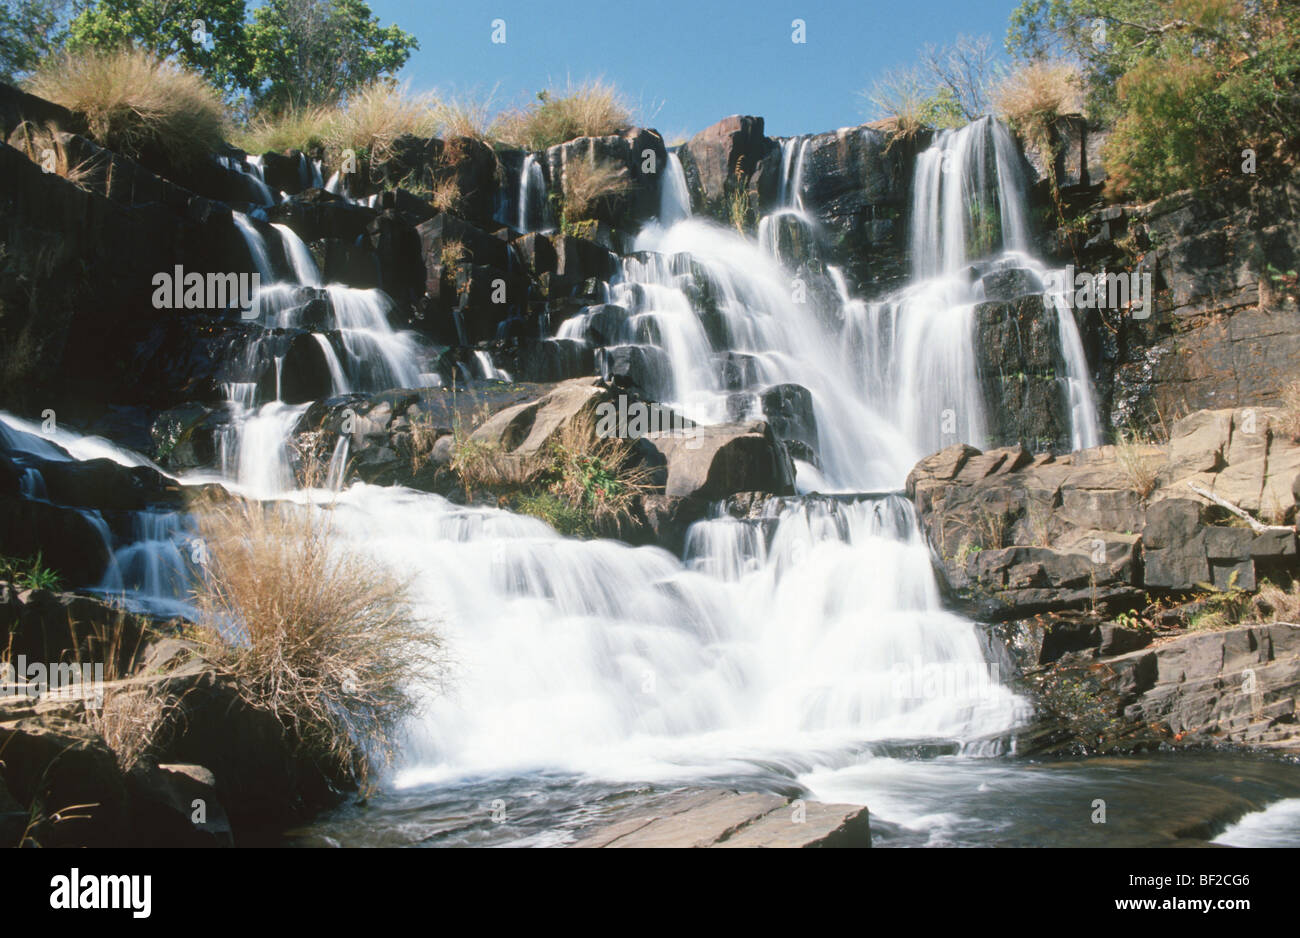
907 407 1300 620
679 115 780 215
643 421 795 501
1029 623 1300 752
571 788 870 848
543 128 669 235
1051 169 1300 436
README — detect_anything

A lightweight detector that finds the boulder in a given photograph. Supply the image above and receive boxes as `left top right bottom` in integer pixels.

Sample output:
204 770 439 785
643 421 795 500
571 788 870 848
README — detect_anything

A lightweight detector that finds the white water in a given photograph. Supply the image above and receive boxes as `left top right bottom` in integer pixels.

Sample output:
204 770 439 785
1213 798 1300 847
659 152 691 226
313 488 1028 785
5 117 1122 835
273 224 323 286
517 153 549 233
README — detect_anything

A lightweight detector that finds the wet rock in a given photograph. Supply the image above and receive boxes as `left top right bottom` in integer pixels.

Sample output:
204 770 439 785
571 788 870 848
643 421 795 500
127 762 234 847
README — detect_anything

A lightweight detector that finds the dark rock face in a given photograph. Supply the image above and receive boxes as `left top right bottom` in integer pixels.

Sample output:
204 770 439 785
1051 169 1300 435
1032 623 1300 752
794 126 913 297
679 115 779 215
973 293 1073 452
543 128 668 233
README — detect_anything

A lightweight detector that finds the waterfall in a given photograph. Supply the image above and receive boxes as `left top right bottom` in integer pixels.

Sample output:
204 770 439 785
320 487 1028 782
232 211 274 281
659 152 691 225
517 154 549 232
776 136 810 209
273 223 323 286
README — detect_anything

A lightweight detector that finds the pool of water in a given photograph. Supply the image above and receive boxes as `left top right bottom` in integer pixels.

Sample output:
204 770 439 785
286 746 1300 848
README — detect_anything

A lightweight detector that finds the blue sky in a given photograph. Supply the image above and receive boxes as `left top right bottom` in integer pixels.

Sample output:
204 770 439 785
367 0 1021 140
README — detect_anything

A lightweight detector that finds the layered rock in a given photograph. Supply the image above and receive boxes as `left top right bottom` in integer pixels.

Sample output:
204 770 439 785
906 407 1300 620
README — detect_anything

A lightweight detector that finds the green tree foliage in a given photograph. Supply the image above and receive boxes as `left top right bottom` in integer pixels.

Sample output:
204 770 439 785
67 0 253 96
246 0 418 111
1007 0 1300 198
0 0 69 83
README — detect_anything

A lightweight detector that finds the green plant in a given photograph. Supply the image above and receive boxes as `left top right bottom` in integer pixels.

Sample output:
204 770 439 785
0 551 63 591
1189 569 1251 631
1008 0 1300 200
246 0 419 111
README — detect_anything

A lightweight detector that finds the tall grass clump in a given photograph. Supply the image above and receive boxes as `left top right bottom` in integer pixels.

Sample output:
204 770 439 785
493 79 631 151
191 496 444 786
543 408 656 533
232 106 334 157
558 156 631 224
323 81 440 169
26 49 228 169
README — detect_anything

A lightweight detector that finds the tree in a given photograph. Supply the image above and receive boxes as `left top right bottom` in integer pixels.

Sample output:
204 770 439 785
1006 0 1300 197
919 34 1002 122
246 0 418 111
0 0 69 83
67 0 254 96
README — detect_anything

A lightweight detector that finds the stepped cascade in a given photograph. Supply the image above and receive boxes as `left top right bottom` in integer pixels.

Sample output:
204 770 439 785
20 103 1293 849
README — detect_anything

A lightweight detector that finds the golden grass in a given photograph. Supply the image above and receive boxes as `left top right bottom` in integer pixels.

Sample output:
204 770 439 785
231 106 334 156
864 67 932 148
560 156 631 222
1113 431 1162 500
544 407 656 532
492 79 631 151
26 49 228 169
430 177 462 214
436 93 494 141
7 121 102 188
323 81 440 170
993 60 1084 130
190 496 444 786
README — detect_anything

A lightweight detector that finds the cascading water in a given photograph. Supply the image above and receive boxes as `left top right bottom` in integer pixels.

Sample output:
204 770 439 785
217 216 426 496
11 114 1159 846
516 153 550 233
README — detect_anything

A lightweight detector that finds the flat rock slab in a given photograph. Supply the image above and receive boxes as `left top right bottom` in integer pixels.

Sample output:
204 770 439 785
571 789 870 848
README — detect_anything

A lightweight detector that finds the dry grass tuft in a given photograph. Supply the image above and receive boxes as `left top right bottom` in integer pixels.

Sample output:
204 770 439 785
1113 431 1162 500
8 121 102 188
26 49 228 169
560 157 631 222
232 106 334 157
431 177 462 214
492 79 631 151
190 496 444 786
543 407 656 532
993 61 1084 129
324 82 440 170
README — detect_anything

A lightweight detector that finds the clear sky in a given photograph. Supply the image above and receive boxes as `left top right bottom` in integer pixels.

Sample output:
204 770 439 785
367 0 1021 141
